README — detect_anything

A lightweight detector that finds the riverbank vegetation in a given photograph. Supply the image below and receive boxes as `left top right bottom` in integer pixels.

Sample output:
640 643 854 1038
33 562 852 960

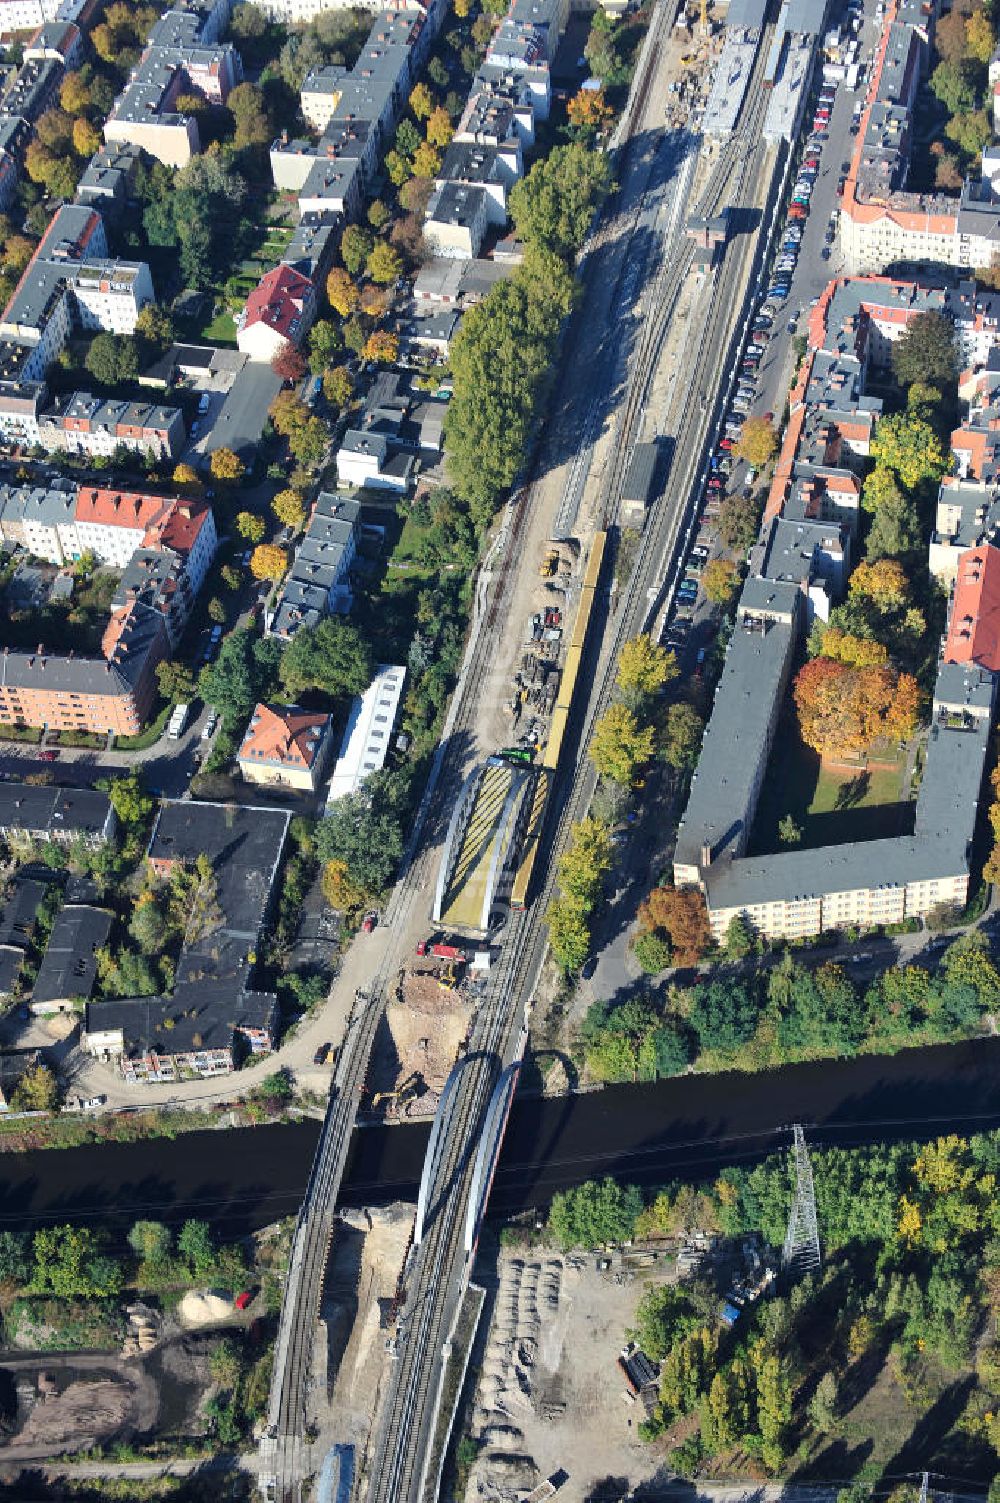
545 1130 1000 1486
568 931 999 1084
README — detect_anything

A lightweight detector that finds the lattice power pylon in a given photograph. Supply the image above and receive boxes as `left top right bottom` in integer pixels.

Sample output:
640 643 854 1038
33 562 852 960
782 1124 821 1277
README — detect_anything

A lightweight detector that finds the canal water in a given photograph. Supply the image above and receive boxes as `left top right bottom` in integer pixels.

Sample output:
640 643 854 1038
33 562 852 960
1 1038 998 1234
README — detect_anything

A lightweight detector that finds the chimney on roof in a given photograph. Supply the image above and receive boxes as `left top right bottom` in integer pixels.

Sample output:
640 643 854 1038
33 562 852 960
700 842 712 869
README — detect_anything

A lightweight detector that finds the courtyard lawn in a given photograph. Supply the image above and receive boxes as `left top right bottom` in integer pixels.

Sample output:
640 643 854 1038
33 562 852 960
200 308 237 345
751 712 915 854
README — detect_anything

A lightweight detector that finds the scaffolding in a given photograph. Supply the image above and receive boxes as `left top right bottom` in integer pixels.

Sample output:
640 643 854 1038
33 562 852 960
782 1124 821 1277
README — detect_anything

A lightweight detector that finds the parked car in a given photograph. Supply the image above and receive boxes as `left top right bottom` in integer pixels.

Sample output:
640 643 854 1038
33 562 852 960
313 1042 332 1065
361 910 378 933
38 749 58 762
235 1290 254 1311
209 624 223 643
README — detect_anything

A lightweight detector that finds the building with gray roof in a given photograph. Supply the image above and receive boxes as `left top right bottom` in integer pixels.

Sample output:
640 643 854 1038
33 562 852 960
0 781 114 844
266 491 359 641
32 902 112 1012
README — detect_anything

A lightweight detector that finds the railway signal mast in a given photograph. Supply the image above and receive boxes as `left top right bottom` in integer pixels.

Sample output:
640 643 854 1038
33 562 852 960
782 1124 821 1278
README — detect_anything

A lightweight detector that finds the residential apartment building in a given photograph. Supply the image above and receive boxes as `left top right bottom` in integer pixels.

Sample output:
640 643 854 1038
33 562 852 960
0 486 215 734
334 370 446 488
103 6 243 167
238 702 334 790
676 274 998 941
0 781 114 845
236 263 317 362
0 0 89 37
840 0 1000 273
326 662 406 803
266 490 359 640
0 205 154 382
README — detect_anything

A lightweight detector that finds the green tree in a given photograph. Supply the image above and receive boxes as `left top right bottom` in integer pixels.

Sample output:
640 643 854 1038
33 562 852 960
930 57 977 115
0 1231 29 1287
207 596 226 624
128 1220 173 1265
279 616 374 698
808 1371 839 1431
589 704 655 785
31 1226 122 1297
105 771 153 828
865 484 922 560
341 224 374 277
200 628 276 729
756 1346 792 1470
891 311 958 390
557 816 614 907
659 702 703 771
367 240 403 285
869 411 950 490
85 332 139 387
314 767 408 892
778 813 802 845
724 914 755 960
307 318 342 371
236 511 266 543
634 930 672 974
178 1219 215 1279
946 108 992 158
135 302 174 359
548 1177 642 1248
129 894 169 955
445 249 575 522
547 893 591 973
689 980 757 1055
10 1062 59 1112
156 659 195 703
509 143 612 260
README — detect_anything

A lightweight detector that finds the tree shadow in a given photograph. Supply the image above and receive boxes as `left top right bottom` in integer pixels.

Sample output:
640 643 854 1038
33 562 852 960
836 1324 896 1416
834 772 871 810
878 1375 978 1480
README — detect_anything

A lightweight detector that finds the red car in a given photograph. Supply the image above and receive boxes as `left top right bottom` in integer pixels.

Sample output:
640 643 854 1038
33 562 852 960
38 749 58 762
362 911 378 934
235 1290 253 1311
720 438 734 450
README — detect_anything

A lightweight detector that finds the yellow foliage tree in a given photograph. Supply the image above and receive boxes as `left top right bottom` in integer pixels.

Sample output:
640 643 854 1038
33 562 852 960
235 511 265 543
172 462 203 492
616 633 677 707
735 416 778 470
589 704 655 785
322 858 368 911
72 116 101 157
566 88 614 134
557 816 614 907
209 447 245 483
848 557 910 610
412 141 441 178
426 105 454 148
409 82 434 120
272 489 306 529
250 543 288 582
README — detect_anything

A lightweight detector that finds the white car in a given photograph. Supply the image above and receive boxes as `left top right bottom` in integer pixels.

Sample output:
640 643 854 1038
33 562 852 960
201 713 218 741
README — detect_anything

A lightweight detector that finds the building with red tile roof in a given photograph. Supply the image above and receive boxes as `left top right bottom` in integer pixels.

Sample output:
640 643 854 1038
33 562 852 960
236 265 316 364
238 703 333 791
943 545 1000 673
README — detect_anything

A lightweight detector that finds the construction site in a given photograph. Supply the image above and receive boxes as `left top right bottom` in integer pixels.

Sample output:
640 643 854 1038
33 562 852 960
364 941 490 1119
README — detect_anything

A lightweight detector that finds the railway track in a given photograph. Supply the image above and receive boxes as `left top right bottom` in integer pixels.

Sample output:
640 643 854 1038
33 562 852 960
360 40 780 1503
265 12 778 1500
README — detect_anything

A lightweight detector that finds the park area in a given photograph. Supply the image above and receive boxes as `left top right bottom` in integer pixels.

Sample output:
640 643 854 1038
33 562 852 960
751 713 919 854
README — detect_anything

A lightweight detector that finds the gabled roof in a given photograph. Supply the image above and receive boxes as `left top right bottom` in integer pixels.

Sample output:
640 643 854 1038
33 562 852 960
238 702 331 769
242 265 314 341
944 544 1000 672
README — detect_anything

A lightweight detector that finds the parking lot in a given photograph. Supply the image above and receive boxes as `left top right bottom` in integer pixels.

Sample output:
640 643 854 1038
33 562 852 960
657 0 878 672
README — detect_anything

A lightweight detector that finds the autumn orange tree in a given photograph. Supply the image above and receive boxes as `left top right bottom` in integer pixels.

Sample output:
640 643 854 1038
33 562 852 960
567 88 614 136
271 344 307 382
364 331 399 364
250 544 288 583
326 267 360 318
638 886 711 967
793 658 919 758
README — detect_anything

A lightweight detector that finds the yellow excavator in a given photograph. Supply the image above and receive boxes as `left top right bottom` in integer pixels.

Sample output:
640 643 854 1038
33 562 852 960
371 1072 422 1110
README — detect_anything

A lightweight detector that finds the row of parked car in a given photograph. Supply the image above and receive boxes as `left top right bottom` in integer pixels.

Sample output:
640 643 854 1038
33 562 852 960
660 85 840 657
